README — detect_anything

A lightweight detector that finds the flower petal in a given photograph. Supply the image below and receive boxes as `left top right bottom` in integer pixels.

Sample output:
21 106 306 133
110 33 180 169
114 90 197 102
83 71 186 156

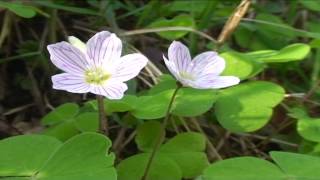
168 41 191 73
90 82 128 99
86 31 122 67
190 51 225 77
194 76 240 89
47 42 88 75
163 55 180 81
52 73 90 93
112 53 148 82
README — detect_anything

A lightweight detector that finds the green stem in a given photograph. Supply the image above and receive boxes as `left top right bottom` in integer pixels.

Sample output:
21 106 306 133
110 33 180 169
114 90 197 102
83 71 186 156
141 83 182 180
97 95 108 136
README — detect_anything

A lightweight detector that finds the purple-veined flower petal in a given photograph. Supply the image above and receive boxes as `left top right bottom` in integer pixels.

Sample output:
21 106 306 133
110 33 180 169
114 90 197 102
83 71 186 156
163 55 178 78
90 81 128 99
194 76 240 89
86 31 122 68
111 53 148 82
190 51 225 77
47 42 88 75
52 73 91 93
168 41 191 73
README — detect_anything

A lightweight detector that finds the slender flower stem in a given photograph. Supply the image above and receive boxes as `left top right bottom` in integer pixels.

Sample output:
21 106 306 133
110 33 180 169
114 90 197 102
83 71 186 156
97 95 108 136
142 83 182 180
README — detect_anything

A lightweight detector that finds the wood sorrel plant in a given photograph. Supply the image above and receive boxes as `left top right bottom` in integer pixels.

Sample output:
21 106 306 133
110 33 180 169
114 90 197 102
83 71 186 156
142 40 240 180
2 1 320 180
47 31 148 135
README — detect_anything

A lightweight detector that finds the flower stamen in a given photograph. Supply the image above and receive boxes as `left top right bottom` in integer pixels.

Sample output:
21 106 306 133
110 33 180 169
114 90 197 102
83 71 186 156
85 68 111 85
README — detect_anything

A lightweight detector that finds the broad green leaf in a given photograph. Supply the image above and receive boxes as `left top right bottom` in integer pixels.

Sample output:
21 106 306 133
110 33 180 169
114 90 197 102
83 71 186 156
246 43 310 63
41 103 79 125
0 135 61 177
215 81 285 132
271 151 320 179
172 88 216 117
133 87 216 119
132 90 172 119
117 153 182 180
33 1 100 16
74 112 99 132
0 2 37 18
135 121 164 152
220 51 264 80
299 0 320 11
297 118 320 142
43 121 79 141
36 133 116 180
148 14 195 40
86 95 138 114
148 74 177 95
134 131 208 178
160 132 206 153
202 157 284 180
160 132 208 178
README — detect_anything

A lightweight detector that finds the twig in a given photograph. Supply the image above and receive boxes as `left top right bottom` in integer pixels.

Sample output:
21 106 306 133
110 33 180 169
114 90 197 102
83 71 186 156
216 0 251 49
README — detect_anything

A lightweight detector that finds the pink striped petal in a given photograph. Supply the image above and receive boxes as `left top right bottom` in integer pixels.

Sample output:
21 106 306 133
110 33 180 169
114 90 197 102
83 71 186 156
190 51 225 77
112 53 148 82
90 82 128 99
194 76 240 89
86 31 122 67
47 42 88 75
168 41 191 73
52 73 90 93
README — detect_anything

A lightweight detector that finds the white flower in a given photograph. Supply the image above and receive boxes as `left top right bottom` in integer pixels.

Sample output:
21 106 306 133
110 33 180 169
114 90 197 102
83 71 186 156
47 31 148 99
163 41 240 89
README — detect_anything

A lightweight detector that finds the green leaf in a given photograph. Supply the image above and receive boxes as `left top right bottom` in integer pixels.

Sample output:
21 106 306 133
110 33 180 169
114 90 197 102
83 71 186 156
41 103 79 125
33 1 100 16
297 118 320 142
86 95 138 114
202 157 284 180
215 81 285 132
220 51 264 80
117 153 182 180
160 132 208 178
36 133 116 180
0 2 37 18
74 112 99 132
0 135 62 177
246 43 311 63
43 121 79 141
121 132 208 180
148 74 177 95
132 90 171 119
271 151 320 179
148 14 195 40
299 0 320 11
135 121 163 152
133 87 216 119
160 132 206 153
172 88 216 117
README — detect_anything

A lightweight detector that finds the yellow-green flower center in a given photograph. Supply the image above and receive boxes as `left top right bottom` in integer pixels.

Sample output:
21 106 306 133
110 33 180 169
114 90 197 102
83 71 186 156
85 68 111 85
180 71 195 81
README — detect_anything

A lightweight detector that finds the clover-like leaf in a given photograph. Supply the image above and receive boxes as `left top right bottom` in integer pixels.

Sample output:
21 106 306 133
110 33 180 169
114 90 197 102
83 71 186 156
202 157 284 180
129 131 208 179
215 81 285 132
0 133 116 180
0 135 62 177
